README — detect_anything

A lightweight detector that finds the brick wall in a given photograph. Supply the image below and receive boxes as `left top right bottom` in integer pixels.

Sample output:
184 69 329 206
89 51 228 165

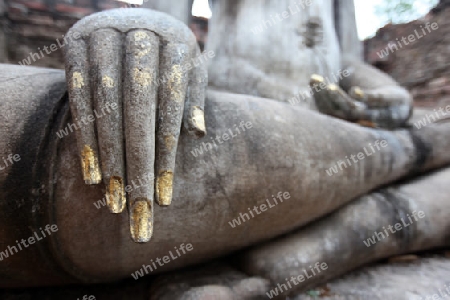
365 0 450 108
0 0 122 68
0 0 208 69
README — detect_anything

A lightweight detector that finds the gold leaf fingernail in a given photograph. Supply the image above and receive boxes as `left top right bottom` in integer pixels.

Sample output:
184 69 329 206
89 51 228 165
81 145 101 184
310 74 324 85
328 84 339 91
192 106 206 134
106 176 126 213
130 199 152 243
156 171 173 206
353 87 365 99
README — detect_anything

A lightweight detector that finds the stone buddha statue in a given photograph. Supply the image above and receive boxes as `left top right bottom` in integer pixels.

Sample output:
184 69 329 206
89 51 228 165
0 1 449 298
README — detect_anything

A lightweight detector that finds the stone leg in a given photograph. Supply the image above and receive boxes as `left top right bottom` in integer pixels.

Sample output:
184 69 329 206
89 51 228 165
238 166 450 296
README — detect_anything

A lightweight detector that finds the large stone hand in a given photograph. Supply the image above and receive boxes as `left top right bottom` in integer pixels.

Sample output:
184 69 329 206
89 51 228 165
63 8 207 243
311 57 413 129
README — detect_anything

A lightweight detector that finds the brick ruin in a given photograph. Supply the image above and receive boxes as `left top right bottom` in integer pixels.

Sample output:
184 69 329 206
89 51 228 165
364 0 450 108
0 0 208 68
0 0 127 68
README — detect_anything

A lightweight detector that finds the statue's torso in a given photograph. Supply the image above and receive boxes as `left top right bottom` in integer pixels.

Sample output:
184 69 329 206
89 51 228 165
207 0 342 106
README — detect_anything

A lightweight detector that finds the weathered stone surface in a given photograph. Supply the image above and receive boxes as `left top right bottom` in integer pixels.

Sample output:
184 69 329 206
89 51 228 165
1 255 449 299
293 256 450 300
238 166 450 296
